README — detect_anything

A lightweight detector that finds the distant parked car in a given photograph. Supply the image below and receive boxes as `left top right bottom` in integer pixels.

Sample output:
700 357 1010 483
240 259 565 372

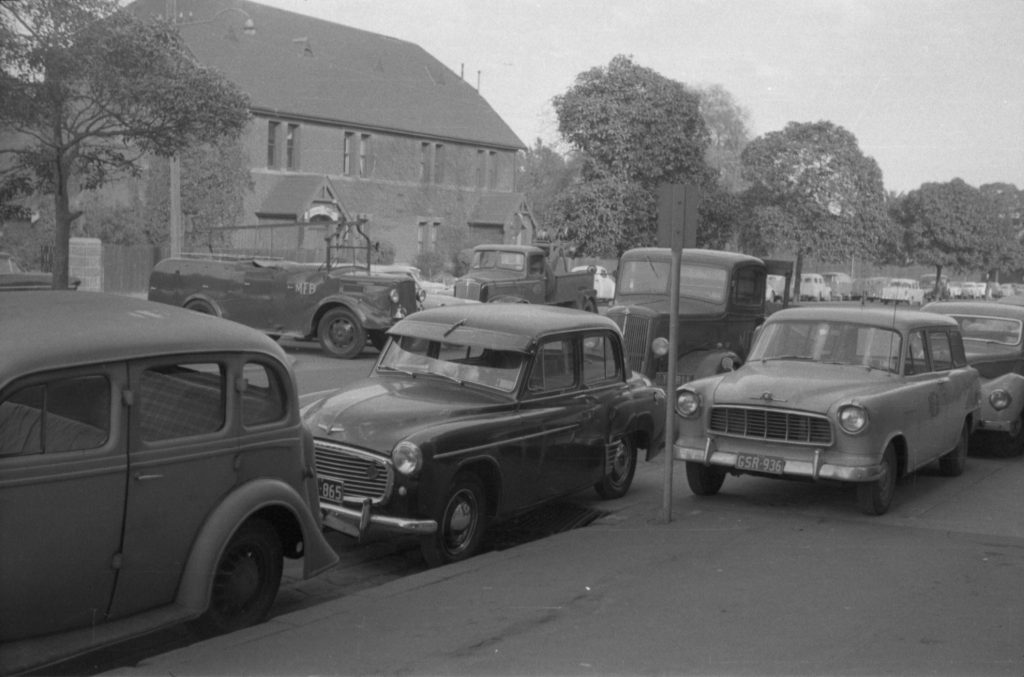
881 278 925 305
673 306 980 515
0 292 338 675
799 273 830 301
922 300 1024 457
765 274 787 303
822 272 853 300
572 264 616 302
305 304 665 566
961 281 987 299
0 251 80 290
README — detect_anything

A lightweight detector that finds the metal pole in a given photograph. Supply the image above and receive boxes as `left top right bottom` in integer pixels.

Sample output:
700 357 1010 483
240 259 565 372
661 246 681 522
169 154 182 258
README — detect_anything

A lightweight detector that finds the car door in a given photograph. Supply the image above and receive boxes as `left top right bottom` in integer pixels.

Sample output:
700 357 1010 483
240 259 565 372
923 327 972 456
107 356 239 618
0 364 127 641
516 335 606 503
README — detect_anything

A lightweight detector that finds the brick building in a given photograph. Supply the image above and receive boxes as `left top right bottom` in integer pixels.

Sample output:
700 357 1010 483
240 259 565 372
132 0 534 269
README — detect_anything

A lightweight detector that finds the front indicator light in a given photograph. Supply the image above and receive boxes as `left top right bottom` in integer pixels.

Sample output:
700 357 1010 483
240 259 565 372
675 390 700 418
389 288 401 303
392 441 422 475
989 389 1012 411
838 405 868 434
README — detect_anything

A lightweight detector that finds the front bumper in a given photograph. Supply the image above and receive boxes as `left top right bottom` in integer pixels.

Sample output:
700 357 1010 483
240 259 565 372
673 435 885 483
321 498 437 539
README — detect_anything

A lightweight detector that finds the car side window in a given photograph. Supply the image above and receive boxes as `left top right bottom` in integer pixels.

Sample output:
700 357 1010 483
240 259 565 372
733 267 765 306
582 333 622 385
949 331 968 367
904 330 929 375
928 330 954 371
0 375 110 457
527 338 576 393
242 362 287 427
139 363 225 442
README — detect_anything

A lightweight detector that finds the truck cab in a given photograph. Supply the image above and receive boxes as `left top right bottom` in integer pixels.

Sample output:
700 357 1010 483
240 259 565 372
606 247 767 386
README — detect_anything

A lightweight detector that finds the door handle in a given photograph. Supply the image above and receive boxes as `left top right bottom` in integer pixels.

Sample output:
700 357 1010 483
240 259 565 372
134 473 164 481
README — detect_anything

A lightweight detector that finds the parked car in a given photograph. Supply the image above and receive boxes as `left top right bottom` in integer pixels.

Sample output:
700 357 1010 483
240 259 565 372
799 273 830 301
822 272 853 300
304 303 666 566
673 306 980 515
0 292 338 675
922 300 1024 456
961 281 988 299
765 274 787 303
571 264 616 302
880 277 925 305
852 276 888 302
0 251 80 290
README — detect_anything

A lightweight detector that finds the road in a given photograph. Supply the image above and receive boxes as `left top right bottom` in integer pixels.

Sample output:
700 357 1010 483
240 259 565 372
46 330 1024 675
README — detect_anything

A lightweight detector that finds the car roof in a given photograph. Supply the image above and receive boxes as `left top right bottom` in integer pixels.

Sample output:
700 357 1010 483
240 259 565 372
620 247 763 267
389 303 620 352
923 300 1024 319
766 304 959 331
2 292 288 385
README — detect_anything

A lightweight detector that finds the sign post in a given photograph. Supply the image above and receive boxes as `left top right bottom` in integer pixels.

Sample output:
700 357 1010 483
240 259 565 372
656 183 699 523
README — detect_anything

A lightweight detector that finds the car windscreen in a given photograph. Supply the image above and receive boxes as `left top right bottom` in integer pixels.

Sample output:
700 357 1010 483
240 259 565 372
377 335 525 392
618 259 727 303
952 315 1023 346
749 320 903 373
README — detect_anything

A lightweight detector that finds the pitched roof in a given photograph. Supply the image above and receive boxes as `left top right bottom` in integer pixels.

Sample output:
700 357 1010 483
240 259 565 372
131 0 525 150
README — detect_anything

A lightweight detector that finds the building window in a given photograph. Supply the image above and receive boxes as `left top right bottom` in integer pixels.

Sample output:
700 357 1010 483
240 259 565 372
476 149 485 187
286 123 300 170
359 133 372 177
417 220 441 254
432 144 444 184
267 121 280 168
343 131 354 175
488 150 498 189
420 142 431 182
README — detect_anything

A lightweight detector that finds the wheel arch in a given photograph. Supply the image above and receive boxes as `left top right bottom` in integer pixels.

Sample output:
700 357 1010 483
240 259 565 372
311 299 365 337
182 294 224 317
451 456 503 519
175 479 338 615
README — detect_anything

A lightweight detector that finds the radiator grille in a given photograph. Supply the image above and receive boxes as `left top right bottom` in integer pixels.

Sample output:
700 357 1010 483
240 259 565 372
314 439 392 503
609 313 651 374
454 279 482 301
709 406 832 446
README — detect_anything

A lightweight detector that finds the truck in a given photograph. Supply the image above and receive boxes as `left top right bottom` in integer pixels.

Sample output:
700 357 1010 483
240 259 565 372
605 247 780 387
148 217 423 359
451 240 598 311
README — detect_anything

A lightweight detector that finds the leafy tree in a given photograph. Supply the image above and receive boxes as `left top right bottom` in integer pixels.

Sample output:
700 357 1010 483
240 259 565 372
891 178 998 294
549 55 713 255
0 0 250 288
740 121 888 296
697 84 752 193
979 182 1024 281
518 138 580 229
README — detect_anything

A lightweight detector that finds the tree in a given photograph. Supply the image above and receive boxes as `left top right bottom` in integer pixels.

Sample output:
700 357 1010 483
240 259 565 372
891 178 996 294
979 182 1024 281
549 55 713 255
0 0 250 288
518 138 580 230
697 84 752 193
740 121 888 296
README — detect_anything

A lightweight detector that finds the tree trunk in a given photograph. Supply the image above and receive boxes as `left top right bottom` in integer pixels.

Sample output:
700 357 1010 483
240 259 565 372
52 180 72 290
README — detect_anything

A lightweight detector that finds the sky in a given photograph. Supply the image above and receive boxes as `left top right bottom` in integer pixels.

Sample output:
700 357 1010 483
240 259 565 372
258 0 1024 194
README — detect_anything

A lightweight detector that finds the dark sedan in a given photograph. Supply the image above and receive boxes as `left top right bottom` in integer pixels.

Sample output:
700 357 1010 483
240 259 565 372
304 303 666 566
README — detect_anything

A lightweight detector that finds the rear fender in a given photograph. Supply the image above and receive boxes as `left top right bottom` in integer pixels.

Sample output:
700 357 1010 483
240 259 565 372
175 478 338 614
182 293 224 316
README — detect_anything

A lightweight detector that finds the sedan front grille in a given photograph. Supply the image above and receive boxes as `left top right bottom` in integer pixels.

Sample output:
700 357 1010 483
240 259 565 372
314 439 393 503
709 406 833 446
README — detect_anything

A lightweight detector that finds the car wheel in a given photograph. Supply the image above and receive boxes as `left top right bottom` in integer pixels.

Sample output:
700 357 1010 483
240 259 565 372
194 518 283 636
857 444 897 515
594 436 637 499
317 307 366 359
990 414 1024 457
421 472 487 567
577 297 598 313
685 461 726 496
939 421 969 476
184 299 217 315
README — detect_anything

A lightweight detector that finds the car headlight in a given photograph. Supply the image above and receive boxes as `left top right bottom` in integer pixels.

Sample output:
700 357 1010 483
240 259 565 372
389 288 401 303
651 337 670 357
417 288 427 302
675 389 701 418
838 404 868 434
392 441 422 475
989 389 1012 411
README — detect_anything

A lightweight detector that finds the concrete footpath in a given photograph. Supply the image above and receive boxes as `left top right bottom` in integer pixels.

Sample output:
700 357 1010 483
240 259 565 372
108 461 1024 676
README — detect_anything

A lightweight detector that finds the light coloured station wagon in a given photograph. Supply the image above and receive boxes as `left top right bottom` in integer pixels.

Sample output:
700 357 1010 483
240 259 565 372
673 306 981 515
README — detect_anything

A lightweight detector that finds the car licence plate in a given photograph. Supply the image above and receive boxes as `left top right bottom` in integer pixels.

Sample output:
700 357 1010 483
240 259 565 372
317 476 345 505
735 454 785 475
